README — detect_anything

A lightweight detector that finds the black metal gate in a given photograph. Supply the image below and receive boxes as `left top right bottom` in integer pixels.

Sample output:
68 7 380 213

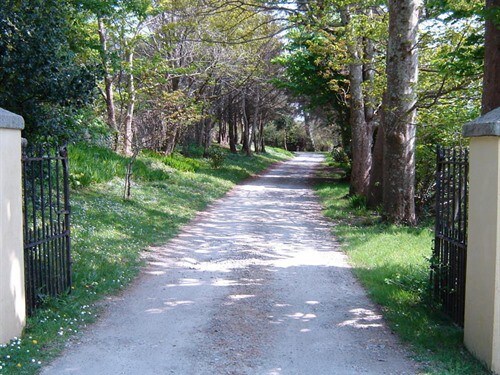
432 145 468 327
22 145 71 315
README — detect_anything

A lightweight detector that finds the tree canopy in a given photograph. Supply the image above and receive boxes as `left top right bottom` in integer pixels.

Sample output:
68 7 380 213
0 0 496 223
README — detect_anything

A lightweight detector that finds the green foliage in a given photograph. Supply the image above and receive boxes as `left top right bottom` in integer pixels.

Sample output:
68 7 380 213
264 116 309 151
273 30 346 110
348 194 367 210
0 0 99 142
316 181 488 375
330 146 350 165
69 144 174 188
181 144 206 158
272 27 350 146
157 152 203 173
207 146 227 169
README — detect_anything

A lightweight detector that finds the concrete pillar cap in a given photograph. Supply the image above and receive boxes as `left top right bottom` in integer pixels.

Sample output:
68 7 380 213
0 108 24 130
463 107 500 137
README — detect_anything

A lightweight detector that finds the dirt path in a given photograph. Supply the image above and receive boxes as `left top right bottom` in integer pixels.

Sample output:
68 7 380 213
42 153 418 375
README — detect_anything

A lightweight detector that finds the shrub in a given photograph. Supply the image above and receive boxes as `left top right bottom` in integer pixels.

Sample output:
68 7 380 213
207 146 226 169
181 143 205 158
348 194 367 210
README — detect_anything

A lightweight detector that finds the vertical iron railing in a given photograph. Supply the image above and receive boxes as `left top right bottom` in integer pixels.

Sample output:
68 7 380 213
22 144 71 315
432 145 468 327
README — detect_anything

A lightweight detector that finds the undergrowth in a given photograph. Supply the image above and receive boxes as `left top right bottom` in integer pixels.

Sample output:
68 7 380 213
0 144 292 375
315 181 488 375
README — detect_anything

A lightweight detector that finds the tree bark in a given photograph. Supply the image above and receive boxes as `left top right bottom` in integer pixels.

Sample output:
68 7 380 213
123 49 135 156
341 7 374 197
382 0 421 225
229 120 237 153
368 123 384 207
228 100 237 153
482 0 500 114
97 18 118 149
348 58 373 197
259 116 266 153
303 108 316 151
241 91 252 156
252 90 261 153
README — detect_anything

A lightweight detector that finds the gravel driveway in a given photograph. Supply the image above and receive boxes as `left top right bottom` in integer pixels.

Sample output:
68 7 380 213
42 153 418 375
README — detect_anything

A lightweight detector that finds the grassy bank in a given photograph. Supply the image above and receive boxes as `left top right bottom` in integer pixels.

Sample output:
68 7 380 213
0 144 292 375
315 180 488 374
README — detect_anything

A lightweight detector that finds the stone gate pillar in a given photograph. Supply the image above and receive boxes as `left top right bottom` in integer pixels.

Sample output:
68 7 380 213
463 107 500 373
0 108 26 344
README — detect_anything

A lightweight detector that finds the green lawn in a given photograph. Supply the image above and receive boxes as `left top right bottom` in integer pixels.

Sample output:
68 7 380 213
0 144 292 375
315 181 488 375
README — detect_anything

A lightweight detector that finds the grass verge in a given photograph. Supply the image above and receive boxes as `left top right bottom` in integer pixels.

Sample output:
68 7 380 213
315 180 488 375
0 144 292 375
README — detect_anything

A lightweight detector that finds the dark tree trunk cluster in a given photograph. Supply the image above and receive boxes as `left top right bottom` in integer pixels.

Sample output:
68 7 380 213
342 1 421 225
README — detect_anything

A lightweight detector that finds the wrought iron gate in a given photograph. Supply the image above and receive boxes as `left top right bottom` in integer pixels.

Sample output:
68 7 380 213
22 145 71 315
431 145 468 327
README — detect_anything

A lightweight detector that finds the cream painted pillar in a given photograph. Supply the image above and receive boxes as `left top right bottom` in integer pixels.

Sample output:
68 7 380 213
463 107 500 373
0 108 26 344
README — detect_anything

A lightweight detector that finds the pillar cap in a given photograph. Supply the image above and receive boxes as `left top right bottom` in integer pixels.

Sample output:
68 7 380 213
463 107 500 137
0 108 24 130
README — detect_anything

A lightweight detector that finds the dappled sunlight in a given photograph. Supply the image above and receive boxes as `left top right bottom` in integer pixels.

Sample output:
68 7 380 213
286 312 317 322
211 278 239 287
166 278 202 287
144 299 195 315
267 368 282 374
164 300 194 307
39 154 418 375
228 294 255 300
136 155 355 342
338 308 383 329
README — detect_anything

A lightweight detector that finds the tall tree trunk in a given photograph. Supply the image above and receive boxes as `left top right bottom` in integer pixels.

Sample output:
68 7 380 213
482 0 500 114
233 106 239 147
97 18 118 150
348 61 373 197
228 101 237 153
382 0 421 225
203 117 213 152
123 49 135 156
252 90 261 153
241 92 252 156
259 116 266 153
365 35 381 207
342 7 373 197
163 125 178 156
229 121 237 153
303 108 316 151
368 123 384 207
218 121 223 144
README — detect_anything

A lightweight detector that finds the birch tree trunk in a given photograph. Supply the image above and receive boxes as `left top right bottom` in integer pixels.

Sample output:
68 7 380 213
382 0 421 225
481 0 500 114
97 18 118 150
123 49 135 156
